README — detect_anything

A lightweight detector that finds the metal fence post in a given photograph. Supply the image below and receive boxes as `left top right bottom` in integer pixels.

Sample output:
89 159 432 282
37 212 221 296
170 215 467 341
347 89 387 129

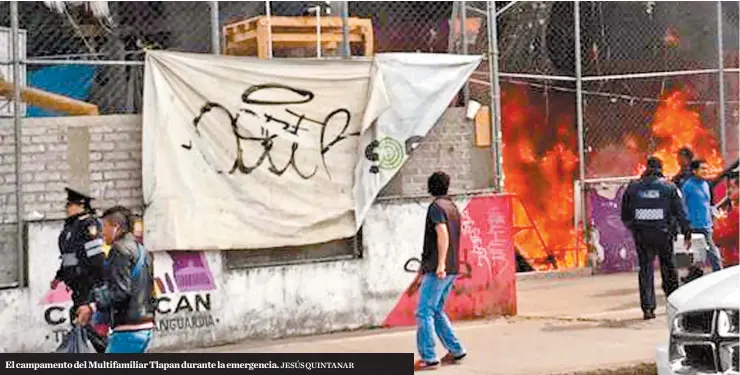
461 1 470 106
574 1 586 268
717 1 726 161
448 2 459 53
265 1 273 59
341 1 350 58
210 1 220 54
10 0 24 287
486 1 503 192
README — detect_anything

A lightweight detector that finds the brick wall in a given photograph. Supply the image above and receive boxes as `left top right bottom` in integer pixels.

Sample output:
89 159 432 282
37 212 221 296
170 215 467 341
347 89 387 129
0 109 492 284
0 115 142 284
380 107 495 197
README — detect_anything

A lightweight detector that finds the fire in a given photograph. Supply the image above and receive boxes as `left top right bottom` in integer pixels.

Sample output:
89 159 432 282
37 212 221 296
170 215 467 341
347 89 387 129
649 90 724 177
500 85 726 272
501 85 587 271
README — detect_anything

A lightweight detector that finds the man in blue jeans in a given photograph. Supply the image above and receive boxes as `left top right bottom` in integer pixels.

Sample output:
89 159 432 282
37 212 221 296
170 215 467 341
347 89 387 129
75 206 156 353
681 160 723 272
414 172 467 371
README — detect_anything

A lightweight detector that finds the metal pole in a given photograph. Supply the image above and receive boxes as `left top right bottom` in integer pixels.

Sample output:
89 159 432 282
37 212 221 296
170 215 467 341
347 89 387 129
10 1 24 287
499 72 577 81
316 7 322 58
210 1 220 54
486 1 503 192
461 0 470 106
496 1 519 16
574 1 587 268
581 68 723 81
265 1 273 59
24 59 145 66
341 1 350 58
448 2 459 53
717 1 727 160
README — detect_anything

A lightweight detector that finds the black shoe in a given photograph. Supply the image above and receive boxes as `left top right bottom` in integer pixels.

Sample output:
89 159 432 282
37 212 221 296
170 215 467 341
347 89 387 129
643 310 656 320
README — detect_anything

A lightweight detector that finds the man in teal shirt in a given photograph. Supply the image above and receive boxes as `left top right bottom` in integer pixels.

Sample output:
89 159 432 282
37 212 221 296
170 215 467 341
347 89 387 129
681 160 723 271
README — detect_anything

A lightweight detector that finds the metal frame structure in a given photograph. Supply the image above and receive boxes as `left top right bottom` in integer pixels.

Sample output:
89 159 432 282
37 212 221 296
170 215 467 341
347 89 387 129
479 1 738 267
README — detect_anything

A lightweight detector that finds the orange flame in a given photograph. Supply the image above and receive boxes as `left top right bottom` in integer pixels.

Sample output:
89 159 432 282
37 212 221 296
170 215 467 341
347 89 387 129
501 85 725 271
649 90 724 177
501 85 587 271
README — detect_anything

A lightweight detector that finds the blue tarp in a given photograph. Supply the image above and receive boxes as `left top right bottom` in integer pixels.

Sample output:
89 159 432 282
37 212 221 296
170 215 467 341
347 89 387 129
26 65 95 117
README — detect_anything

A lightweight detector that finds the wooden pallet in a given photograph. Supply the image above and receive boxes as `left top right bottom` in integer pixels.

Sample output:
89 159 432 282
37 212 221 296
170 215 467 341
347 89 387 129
223 16 374 58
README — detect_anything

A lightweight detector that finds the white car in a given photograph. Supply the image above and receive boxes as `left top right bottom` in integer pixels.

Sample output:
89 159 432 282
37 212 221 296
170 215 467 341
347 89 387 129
656 265 739 375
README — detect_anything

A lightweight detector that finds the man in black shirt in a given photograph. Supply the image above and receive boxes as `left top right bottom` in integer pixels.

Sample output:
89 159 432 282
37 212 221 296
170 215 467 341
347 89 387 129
414 172 467 371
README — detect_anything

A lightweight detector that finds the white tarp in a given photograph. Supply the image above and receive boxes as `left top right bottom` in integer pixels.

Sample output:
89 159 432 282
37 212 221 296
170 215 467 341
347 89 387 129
143 51 480 251
354 54 482 228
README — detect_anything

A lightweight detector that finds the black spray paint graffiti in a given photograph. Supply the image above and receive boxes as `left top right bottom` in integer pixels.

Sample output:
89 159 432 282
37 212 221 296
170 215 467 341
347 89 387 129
187 84 359 180
364 135 424 174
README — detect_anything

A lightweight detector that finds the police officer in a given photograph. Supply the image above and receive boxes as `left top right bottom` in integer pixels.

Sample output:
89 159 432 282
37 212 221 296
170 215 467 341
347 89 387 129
621 157 691 320
50 186 107 352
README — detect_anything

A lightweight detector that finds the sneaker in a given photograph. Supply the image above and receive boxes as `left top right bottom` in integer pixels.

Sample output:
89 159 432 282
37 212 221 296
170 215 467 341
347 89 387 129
441 352 467 365
414 359 440 371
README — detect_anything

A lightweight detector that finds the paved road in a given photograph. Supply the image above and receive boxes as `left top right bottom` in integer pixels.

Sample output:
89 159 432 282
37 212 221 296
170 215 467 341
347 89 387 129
176 271 669 375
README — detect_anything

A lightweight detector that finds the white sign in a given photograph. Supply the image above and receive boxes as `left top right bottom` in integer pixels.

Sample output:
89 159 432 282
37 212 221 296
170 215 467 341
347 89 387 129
142 51 480 251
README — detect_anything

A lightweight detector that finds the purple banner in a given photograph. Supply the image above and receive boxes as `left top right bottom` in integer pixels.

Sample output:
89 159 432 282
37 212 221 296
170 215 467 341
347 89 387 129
587 184 638 273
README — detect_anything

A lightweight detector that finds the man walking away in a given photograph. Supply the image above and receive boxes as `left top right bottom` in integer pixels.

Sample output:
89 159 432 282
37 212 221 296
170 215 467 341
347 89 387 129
681 160 723 272
75 206 155 353
621 157 692 320
414 172 467 371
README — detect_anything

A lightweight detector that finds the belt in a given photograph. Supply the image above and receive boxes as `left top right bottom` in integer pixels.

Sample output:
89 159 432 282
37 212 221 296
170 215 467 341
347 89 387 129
61 253 79 267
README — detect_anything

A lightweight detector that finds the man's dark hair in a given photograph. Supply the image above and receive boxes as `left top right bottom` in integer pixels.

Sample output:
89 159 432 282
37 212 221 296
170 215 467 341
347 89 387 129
643 156 664 177
690 159 705 171
647 156 663 171
428 172 450 197
102 205 133 234
678 147 694 160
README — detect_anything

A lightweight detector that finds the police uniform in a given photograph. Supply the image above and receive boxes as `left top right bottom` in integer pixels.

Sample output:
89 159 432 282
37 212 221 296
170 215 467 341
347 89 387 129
53 187 107 352
621 157 691 319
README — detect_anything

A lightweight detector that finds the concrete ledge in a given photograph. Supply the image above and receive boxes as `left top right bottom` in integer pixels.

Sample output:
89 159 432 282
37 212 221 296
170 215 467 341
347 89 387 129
516 267 594 282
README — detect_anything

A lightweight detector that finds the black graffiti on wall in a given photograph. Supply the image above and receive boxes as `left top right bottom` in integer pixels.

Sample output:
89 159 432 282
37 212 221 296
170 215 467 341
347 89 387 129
188 84 359 180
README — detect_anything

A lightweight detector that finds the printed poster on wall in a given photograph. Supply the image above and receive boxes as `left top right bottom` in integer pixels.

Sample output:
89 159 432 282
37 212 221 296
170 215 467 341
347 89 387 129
142 51 480 251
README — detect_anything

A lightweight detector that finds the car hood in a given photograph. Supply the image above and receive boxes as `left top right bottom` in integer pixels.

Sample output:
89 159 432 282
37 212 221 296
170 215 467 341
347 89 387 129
668 265 740 312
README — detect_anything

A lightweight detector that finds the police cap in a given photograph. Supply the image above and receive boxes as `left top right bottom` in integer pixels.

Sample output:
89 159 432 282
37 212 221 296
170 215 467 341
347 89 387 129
646 156 663 172
65 186 94 205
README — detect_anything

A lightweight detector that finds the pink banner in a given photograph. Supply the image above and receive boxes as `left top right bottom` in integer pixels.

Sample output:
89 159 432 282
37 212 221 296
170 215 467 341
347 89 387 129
383 195 517 327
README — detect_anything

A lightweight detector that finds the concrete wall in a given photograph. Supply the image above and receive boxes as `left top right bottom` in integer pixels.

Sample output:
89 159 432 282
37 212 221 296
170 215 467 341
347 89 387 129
0 108 492 285
0 194 516 353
